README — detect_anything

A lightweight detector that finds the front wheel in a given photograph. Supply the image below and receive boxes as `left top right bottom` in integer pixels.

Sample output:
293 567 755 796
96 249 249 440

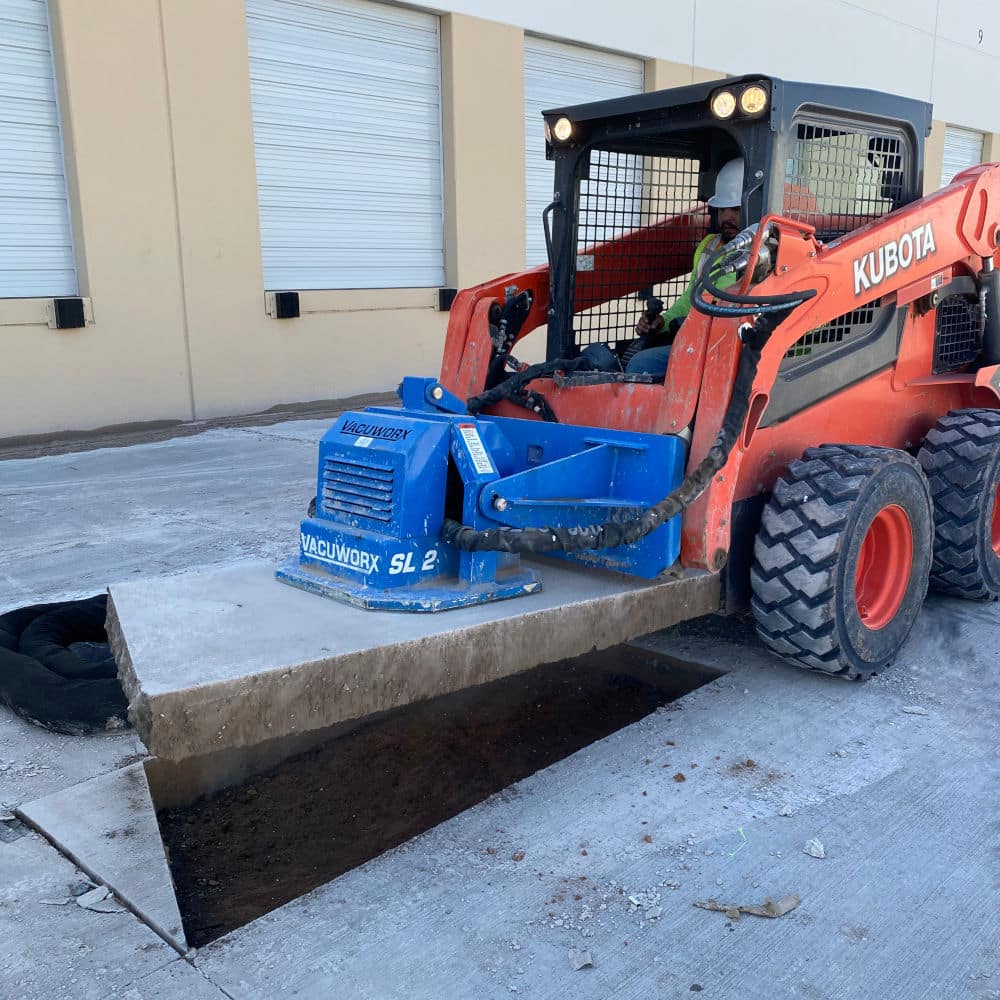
751 445 933 680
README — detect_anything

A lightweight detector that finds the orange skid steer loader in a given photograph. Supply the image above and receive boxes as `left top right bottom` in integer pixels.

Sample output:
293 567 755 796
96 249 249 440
283 75 1000 681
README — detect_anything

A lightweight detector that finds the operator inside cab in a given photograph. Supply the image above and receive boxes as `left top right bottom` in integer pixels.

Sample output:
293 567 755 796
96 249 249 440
623 158 745 378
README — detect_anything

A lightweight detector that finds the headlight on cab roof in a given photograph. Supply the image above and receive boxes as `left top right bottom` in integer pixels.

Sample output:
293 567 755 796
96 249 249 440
710 90 736 120
739 84 768 115
552 116 574 142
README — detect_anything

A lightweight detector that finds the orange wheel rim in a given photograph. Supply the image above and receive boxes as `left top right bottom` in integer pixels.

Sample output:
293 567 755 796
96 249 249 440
855 504 913 631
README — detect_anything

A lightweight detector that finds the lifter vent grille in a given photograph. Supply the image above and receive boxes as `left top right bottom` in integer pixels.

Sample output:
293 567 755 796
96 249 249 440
322 457 394 523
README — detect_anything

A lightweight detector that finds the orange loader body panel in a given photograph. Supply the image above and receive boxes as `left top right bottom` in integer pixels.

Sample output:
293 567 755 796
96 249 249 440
439 164 1000 574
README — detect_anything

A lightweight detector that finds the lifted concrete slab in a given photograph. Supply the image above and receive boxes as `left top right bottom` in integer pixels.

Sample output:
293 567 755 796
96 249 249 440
19 763 186 953
107 559 720 760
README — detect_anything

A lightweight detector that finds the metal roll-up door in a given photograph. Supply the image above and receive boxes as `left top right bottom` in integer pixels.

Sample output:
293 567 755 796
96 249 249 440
247 0 444 290
524 38 643 266
941 126 984 187
0 0 77 298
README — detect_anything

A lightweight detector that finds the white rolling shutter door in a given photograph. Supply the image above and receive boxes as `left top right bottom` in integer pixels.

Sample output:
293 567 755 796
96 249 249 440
524 38 643 266
941 126 984 187
247 0 444 290
0 0 77 298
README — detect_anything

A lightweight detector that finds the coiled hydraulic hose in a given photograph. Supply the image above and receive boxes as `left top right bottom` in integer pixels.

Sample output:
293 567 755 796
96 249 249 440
446 307 795 554
691 227 817 318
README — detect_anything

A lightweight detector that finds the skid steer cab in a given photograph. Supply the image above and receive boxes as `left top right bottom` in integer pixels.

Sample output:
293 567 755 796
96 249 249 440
280 74 1000 681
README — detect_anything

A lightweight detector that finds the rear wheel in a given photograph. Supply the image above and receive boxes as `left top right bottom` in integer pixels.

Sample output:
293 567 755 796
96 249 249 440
917 408 1000 599
751 445 933 680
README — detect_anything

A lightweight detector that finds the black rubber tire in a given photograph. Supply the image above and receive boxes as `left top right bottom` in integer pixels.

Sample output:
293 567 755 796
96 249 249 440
0 596 129 735
917 408 1000 599
751 444 933 680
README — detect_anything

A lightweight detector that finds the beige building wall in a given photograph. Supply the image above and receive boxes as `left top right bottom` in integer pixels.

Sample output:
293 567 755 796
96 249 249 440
924 120 947 194
442 17 525 290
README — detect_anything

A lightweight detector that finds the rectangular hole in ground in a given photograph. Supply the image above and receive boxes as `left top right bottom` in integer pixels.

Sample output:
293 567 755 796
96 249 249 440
155 643 723 947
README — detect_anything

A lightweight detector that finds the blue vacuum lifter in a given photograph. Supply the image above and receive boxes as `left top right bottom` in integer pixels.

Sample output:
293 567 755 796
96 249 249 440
277 377 686 611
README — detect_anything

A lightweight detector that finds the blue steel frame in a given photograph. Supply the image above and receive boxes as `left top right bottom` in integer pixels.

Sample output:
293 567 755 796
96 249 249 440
276 378 686 611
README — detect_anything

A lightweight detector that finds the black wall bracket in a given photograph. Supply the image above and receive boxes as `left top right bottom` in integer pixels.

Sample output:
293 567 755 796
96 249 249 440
50 297 86 330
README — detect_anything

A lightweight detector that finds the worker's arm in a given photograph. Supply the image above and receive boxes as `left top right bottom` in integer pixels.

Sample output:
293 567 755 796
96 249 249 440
658 234 738 327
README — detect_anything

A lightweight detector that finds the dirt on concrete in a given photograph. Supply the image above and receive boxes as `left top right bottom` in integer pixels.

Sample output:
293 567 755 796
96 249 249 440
156 644 719 946
0 391 396 460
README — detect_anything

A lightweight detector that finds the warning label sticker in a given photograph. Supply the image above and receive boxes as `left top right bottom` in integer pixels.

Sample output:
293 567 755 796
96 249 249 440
458 424 494 475
354 436 374 448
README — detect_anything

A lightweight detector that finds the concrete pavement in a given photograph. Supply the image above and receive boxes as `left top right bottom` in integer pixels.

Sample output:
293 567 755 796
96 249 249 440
1 413 997 999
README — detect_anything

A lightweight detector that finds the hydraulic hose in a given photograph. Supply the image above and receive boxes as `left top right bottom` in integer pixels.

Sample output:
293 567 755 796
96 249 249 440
467 354 593 416
691 235 817 318
697 261 816 312
445 308 795 554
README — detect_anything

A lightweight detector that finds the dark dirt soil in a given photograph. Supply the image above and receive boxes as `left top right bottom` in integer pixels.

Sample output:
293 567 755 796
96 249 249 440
157 643 719 946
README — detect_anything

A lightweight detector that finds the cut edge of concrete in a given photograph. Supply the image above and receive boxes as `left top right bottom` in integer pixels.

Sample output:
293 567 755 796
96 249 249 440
18 762 188 955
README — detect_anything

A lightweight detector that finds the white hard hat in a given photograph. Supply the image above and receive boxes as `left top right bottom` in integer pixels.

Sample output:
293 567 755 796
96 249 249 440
707 158 744 208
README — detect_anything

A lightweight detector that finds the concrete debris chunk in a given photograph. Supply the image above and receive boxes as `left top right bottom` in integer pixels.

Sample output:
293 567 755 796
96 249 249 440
901 706 930 716
778 804 794 817
569 949 594 970
802 839 826 859
69 879 96 897
75 885 124 912
694 894 801 921
87 898 127 914
76 885 109 907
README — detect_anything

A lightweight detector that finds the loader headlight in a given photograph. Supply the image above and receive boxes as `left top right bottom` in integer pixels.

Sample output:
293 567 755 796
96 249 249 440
710 90 737 120
739 85 769 115
552 116 574 142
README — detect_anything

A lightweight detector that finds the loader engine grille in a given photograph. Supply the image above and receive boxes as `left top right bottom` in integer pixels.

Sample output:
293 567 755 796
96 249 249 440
785 303 877 359
783 121 906 239
573 151 701 347
322 457 395 523
933 295 981 373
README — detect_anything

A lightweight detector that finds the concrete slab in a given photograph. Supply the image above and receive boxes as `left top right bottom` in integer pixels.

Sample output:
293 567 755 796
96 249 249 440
19 763 187 952
0 828 177 1000
101 959 230 1000
0 427 318 612
107 559 720 760
0 711 143 809
193 596 1000 1000
235 419 336 444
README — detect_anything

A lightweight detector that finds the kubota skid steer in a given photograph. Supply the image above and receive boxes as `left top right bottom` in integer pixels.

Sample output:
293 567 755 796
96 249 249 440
279 75 1000 680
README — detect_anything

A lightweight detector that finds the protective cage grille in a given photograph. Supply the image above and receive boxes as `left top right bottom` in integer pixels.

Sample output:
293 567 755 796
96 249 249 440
783 123 905 238
573 151 702 347
784 303 878 359
322 457 395 523
933 295 981 373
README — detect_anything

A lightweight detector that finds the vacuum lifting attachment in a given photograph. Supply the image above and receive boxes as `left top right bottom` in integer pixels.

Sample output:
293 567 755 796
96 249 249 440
277 376 686 610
